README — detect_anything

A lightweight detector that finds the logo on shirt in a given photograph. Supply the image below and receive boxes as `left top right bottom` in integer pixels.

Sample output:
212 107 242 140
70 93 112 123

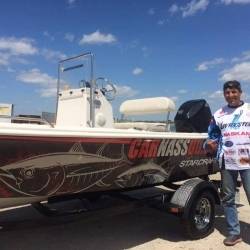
238 148 249 156
224 149 236 156
231 110 243 123
224 141 233 147
239 157 250 165
225 158 237 164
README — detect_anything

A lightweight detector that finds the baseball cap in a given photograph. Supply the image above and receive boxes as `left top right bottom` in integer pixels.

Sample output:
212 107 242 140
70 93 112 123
223 80 242 92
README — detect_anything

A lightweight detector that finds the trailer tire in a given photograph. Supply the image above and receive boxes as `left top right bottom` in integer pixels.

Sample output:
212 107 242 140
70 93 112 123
182 190 215 239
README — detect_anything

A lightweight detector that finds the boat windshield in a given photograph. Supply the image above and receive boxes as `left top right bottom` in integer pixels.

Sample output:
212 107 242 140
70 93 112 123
58 53 93 91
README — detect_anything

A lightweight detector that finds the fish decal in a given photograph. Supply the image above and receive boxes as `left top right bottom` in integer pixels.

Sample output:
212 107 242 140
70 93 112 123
60 143 131 193
115 160 170 188
0 160 66 197
0 143 131 197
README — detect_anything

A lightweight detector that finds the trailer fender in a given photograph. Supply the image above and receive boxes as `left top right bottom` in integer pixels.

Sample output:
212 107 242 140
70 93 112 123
169 178 220 217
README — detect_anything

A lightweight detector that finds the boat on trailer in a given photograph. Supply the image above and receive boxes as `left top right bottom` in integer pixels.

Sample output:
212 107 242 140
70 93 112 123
0 52 221 238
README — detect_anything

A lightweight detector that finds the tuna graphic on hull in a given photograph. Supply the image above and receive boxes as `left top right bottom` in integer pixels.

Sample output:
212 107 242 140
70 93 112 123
0 143 131 197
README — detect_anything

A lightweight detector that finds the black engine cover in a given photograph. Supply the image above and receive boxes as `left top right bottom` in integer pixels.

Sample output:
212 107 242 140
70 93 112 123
174 99 212 133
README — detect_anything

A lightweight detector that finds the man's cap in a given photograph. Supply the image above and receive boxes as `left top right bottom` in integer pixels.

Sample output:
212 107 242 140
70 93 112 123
223 80 242 92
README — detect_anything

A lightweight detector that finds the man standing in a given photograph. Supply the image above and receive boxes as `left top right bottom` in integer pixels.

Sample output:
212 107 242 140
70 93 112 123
205 80 250 246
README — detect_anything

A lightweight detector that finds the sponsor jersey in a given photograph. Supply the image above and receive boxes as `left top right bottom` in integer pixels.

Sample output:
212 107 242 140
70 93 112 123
209 102 250 170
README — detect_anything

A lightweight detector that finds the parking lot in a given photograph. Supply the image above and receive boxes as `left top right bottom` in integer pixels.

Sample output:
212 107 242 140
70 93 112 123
0 184 249 250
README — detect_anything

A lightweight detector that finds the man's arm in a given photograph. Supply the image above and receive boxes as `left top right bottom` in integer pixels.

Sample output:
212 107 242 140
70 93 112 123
204 117 221 154
208 117 221 140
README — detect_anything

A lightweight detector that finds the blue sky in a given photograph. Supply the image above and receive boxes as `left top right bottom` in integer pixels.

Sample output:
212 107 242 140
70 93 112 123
1 0 250 119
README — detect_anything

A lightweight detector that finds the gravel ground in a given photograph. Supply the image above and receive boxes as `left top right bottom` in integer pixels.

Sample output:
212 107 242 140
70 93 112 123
0 176 249 250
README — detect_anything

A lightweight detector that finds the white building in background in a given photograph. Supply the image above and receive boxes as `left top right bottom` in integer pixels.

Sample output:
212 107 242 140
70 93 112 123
0 103 13 123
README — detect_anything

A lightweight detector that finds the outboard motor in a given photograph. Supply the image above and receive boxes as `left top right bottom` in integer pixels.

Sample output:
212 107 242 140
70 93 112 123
174 99 212 133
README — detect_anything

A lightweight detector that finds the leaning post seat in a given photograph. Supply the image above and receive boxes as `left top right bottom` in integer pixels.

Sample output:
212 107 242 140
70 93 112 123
120 97 175 116
174 99 212 133
117 97 176 131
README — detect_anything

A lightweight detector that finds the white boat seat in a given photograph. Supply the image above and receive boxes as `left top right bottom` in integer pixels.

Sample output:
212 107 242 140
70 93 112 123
120 97 175 116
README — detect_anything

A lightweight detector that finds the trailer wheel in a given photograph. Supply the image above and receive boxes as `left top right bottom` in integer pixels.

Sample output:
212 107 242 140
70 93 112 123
182 191 215 239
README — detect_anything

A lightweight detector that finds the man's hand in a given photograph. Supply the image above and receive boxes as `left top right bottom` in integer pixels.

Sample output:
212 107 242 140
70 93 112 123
205 140 218 154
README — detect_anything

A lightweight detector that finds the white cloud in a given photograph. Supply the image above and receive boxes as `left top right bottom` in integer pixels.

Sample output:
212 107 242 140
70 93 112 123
17 68 58 98
221 0 250 4
169 4 179 14
148 8 155 15
231 50 250 63
241 92 249 100
38 87 57 98
182 0 209 17
129 40 139 49
43 31 55 41
209 90 223 99
7 67 15 73
0 52 30 68
0 37 38 55
220 62 250 83
0 37 38 68
157 19 165 25
178 89 188 94
0 52 10 66
67 0 77 7
17 68 57 87
201 91 208 96
41 48 67 62
0 58 8 66
13 57 30 65
132 67 143 75
170 96 179 101
141 46 150 57
79 30 117 45
114 84 138 98
196 58 225 71
64 33 75 42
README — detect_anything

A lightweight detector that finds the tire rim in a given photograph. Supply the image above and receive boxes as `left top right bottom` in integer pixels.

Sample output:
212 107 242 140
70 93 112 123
194 197 211 230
